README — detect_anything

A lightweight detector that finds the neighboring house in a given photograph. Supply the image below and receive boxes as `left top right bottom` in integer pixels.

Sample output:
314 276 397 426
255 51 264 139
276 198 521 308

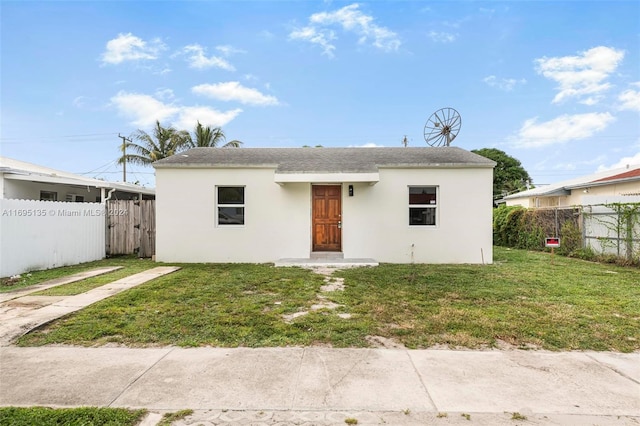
503 165 640 208
0 156 155 201
153 147 496 264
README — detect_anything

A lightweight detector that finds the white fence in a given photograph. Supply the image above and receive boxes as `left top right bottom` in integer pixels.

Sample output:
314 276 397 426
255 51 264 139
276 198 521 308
582 196 640 260
0 199 106 278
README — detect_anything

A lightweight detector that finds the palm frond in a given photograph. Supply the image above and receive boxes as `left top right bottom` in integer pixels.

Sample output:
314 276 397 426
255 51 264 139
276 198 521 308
223 139 243 148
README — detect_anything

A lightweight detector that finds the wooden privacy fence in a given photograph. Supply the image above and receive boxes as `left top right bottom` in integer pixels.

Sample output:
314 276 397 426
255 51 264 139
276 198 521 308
106 200 155 258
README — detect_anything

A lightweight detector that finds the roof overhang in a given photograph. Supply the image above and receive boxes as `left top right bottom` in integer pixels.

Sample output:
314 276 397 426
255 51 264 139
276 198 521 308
566 176 640 190
3 172 111 188
504 187 570 199
3 172 155 195
538 188 571 197
274 172 380 185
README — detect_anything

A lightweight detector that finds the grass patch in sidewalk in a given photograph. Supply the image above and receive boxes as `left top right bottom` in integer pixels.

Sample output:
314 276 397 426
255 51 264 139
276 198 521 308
33 259 157 296
0 406 146 426
0 256 154 294
16 247 640 352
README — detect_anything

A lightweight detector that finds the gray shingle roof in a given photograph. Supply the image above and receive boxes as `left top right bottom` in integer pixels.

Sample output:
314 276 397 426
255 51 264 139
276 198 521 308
153 147 495 173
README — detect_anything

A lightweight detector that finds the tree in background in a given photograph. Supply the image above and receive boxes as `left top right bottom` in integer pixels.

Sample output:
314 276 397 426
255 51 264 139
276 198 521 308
186 121 242 148
471 148 532 200
119 120 189 166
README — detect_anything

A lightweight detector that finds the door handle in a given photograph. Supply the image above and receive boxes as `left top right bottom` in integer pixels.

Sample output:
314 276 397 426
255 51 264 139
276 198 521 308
337 221 342 229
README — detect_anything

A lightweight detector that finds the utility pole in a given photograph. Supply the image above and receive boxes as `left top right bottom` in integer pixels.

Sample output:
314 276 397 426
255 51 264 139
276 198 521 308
118 134 131 182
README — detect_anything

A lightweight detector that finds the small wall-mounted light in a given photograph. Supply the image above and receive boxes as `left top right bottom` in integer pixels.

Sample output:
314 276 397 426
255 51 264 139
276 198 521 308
348 185 354 197
583 188 590 194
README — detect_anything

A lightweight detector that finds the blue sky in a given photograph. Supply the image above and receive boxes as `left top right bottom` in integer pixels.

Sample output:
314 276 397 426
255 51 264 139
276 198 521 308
1 1 639 188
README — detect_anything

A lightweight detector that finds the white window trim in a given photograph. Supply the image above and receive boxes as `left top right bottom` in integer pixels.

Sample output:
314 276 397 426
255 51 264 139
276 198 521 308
408 185 438 227
216 186 245 227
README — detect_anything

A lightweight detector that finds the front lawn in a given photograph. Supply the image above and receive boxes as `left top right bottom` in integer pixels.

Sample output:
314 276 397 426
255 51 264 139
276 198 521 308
0 407 146 426
16 247 640 352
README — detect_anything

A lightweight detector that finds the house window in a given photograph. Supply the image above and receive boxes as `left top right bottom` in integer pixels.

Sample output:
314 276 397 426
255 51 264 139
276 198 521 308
40 191 57 201
217 186 245 226
409 186 437 226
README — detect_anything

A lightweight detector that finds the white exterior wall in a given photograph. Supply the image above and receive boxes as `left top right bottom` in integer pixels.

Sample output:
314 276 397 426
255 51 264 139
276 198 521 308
156 166 493 264
1 178 103 202
0 199 106 277
156 168 311 263
505 197 532 208
566 181 640 205
342 168 493 263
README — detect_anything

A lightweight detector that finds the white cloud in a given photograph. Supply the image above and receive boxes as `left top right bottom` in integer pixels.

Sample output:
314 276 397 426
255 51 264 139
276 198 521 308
154 67 172 76
483 75 526 91
72 96 89 108
534 46 625 105
512 112 615 148
427 31 457 43
290 3 400 56
154 88 175 100
618 82 640 112
258 30 275 40
215 45 245 56
101 33 166 65
192 82 279 106
349 142 385 147
110 91 243 130
72 95 102 111
181 44 235 71
110 91 180 127
597 153 640 171
174 106 243 130
289 26 337 57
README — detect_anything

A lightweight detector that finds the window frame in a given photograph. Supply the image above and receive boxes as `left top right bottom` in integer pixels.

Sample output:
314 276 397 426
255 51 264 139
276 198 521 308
408 185 438 227
40 191 58 201
216 186 245 227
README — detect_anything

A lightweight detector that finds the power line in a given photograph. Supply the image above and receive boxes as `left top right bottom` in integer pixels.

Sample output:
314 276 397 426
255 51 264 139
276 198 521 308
77 159 119 176
0 132 120 141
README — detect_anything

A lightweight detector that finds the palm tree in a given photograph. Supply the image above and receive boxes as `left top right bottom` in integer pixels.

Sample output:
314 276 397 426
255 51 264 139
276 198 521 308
118 121 189 167
186 121 242 148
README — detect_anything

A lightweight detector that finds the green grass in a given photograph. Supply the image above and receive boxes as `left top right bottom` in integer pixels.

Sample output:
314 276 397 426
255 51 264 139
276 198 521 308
0 256 154 294
15 247 640 352
0 406 146 426
158 409 194 426
34 260 157 296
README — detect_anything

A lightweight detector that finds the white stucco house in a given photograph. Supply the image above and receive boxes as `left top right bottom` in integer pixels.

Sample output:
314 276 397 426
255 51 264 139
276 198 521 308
0 156 155 202
503 165 640 208
153 147 496 264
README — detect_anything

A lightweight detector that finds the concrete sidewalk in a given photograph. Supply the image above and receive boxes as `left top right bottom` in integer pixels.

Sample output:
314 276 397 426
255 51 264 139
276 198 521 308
1 346 638 425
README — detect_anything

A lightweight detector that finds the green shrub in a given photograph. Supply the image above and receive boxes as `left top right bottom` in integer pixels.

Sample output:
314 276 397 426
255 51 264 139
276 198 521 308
558 220 582 255
493 205 522 246
504 208 525 247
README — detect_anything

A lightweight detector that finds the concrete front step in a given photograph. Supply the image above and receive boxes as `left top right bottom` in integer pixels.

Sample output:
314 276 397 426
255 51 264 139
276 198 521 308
310 251 345 260
274 258 378 268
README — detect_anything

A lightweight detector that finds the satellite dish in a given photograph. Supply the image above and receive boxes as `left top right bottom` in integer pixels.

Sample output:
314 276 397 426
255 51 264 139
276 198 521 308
423 107 461 147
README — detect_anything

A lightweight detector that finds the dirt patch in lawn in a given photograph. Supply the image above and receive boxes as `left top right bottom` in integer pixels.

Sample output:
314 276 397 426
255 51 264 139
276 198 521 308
365 335 406 349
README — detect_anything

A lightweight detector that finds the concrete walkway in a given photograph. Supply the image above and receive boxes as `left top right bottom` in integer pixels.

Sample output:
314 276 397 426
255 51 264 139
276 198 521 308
0 266 123 303
0 346 638 425
0 266 180 346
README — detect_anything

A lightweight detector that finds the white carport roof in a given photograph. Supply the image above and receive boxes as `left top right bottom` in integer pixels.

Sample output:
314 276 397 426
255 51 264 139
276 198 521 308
504 165 640 200
0 156 155 196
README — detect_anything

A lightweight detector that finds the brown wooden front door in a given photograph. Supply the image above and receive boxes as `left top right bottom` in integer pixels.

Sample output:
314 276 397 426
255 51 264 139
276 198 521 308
312 185 342 251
